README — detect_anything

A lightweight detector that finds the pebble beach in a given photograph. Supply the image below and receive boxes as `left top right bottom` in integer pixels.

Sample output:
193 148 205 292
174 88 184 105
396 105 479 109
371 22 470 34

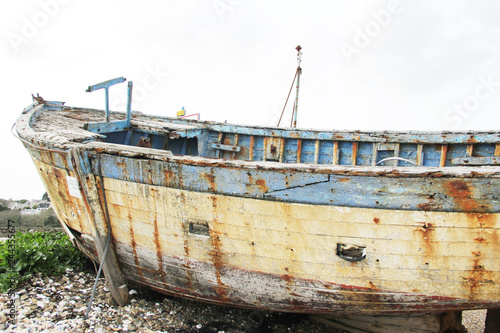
0 268 487 333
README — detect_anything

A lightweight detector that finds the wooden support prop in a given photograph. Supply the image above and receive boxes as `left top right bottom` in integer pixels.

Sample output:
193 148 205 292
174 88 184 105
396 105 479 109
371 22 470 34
69 147 129 306
485 308 500 333
310 311 463 333
438 311 462 332
310 313 440 333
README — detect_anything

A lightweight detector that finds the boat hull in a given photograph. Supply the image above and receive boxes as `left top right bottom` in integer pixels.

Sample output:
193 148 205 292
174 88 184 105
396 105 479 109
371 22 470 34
27 145 500 314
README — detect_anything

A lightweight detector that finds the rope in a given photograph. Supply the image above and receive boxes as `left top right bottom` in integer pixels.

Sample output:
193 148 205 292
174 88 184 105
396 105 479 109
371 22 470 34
277 70 298 127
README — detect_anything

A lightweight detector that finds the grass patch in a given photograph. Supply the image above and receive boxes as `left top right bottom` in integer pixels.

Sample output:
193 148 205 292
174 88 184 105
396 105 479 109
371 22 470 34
0 231 92 292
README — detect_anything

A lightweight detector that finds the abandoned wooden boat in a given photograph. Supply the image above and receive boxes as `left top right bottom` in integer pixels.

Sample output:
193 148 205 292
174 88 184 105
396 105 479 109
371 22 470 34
14 78 499 318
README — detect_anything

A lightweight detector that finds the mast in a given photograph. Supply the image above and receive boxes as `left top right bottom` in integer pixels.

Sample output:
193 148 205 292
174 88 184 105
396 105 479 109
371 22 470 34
293 45 302 128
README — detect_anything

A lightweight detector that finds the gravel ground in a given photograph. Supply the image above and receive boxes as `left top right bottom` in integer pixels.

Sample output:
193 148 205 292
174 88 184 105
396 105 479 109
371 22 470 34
0 268 487 332
462 310 487 333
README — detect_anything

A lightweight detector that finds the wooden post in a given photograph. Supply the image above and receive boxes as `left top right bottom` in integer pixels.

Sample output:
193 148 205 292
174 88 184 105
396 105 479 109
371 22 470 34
438 311 462 333
440 144 448 167
333 141 339 165
69 147 129 306
310 313 442 332
485 309 500 333
310 312 465 333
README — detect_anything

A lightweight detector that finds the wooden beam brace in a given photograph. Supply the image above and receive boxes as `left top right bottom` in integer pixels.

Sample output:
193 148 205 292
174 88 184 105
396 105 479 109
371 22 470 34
440 144 448 167
333 141 339 165
210 143 241 152
416 144 424 166
352 142 358 166
69 147 129 306
248 136 254 161
296 139 302 163
314 140 320 164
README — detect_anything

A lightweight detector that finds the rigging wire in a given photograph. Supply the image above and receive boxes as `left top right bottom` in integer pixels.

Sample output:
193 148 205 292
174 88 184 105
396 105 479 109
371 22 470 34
277 70 298 127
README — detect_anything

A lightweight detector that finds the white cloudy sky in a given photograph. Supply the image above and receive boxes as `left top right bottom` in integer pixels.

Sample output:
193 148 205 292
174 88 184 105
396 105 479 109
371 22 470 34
1 0 500 200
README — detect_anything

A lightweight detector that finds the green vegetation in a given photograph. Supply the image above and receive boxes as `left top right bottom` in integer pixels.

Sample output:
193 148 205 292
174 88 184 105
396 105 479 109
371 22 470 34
0 231 92 292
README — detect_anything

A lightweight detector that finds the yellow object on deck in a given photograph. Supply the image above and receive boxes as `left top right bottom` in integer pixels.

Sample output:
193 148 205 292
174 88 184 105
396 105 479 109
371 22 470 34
177 107 186 117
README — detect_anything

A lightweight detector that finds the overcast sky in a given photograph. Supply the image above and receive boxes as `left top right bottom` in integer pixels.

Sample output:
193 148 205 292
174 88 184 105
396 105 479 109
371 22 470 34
1 0 500 200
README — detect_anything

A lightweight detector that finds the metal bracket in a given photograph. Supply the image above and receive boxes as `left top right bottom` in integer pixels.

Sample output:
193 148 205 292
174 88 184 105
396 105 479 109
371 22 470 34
86 77 126 122
85 77 134 133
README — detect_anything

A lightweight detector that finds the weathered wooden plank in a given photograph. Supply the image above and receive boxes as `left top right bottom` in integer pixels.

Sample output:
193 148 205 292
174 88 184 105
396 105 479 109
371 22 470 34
85 119 129 134
279 137 286 163
333 141 340 165
416 144 424 166
453 156 500 165
296 139 302 163
440 144 448 167
210 143 241 152
310 313 440 333
231 134 239 159
103 177 500 229
207 123 500 144
467 144 474 157
105 213 500 276
248 135 254 161
352 142 358 165
32 158 91 235
495 144 500 157
485 308 500 333
98 178 499 304
314 140 320 164
69 147 129 306
93 153 500 213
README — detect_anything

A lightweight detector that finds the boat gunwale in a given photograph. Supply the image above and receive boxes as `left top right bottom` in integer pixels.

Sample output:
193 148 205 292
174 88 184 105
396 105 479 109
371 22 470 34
14 100 500 179
18 100 500 142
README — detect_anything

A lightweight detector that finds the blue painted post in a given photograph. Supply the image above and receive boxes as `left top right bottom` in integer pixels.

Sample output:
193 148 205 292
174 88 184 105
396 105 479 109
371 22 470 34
126 81 133 128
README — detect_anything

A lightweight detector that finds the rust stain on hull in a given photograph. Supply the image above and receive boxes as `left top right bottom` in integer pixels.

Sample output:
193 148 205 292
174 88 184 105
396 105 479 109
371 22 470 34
151 189 167 285
202 171 216 192
127 211 145 283
209 196 228 300
255 179 269 193
445 180 485 212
